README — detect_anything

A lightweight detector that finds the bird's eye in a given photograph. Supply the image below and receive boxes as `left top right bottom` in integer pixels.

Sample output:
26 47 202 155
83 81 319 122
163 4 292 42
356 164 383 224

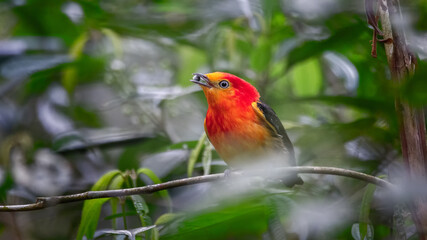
218 80 230 89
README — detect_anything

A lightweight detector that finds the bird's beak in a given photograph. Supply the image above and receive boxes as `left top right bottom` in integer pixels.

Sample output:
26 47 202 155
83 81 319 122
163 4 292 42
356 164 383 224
191 73 213 88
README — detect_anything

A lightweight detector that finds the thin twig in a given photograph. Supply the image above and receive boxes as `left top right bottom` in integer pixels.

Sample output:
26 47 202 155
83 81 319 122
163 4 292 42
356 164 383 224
0 166 393 212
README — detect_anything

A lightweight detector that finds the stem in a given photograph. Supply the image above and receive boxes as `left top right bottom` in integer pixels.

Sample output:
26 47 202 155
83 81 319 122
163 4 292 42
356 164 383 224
0 166 393 212
121 199 127 230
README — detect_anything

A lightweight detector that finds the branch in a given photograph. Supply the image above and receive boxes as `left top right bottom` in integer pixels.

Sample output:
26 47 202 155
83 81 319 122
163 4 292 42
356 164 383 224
0 166 393 212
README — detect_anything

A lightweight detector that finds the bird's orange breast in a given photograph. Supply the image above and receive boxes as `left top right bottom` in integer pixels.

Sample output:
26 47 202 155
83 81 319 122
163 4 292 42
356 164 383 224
204 104 273 166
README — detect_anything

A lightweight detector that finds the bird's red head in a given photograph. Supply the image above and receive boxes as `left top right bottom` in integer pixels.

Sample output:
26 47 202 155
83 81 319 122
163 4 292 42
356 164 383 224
191 72 260 109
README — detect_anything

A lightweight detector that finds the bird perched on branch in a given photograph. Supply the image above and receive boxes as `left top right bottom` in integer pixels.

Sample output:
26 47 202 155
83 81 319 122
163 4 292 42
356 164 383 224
191 72 303 187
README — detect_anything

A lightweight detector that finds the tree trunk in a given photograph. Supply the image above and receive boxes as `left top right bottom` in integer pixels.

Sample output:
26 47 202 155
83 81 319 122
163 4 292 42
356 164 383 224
378 0 427 238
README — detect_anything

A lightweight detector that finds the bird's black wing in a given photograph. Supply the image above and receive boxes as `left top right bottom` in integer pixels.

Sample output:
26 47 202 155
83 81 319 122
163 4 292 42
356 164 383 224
252 101 303 186
252 101 295 163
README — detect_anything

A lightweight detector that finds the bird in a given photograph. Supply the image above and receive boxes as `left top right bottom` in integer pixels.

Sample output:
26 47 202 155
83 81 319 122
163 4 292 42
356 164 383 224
191 72 303 187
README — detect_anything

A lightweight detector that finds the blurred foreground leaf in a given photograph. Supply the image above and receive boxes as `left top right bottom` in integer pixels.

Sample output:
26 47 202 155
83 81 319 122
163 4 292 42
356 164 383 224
160 198 269 240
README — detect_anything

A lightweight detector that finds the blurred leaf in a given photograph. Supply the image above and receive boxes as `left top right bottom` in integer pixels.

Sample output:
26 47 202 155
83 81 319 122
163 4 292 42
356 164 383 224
55 131 159 153
177 46 206 86
69 32 88 59
287 19 366 70
291 58 322 97
72 56 106 83
296 118 396 164
118 136 171 171
0 171 14 202
359 184 376 240
102 28 123 58
76 170 122 240
295 96 395 117
187 133 206 177
23 64 66 97
373 225 391 240
13 1 79 45
67 105 103 128
161 198 268 240
62 32 88 94
52 131 86 152
250 36 272 72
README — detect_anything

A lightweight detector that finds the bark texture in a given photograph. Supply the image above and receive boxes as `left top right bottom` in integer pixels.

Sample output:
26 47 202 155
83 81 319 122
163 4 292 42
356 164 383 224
378 0 427 238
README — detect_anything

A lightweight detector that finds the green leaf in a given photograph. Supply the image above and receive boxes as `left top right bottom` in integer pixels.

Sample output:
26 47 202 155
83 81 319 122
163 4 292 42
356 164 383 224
77 198 110 240
137 168 172 210
131 195 149 217
108 174 124 228
76 170 122 240
187 133 206 177
291 58 322 97
92 170 122 191
130 195 152 240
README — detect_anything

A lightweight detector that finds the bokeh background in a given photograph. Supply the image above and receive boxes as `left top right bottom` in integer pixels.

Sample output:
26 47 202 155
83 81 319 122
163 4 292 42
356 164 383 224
0 0 427 239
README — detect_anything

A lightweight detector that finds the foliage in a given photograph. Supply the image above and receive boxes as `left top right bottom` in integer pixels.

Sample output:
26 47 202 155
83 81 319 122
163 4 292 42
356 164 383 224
0 0 427 239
